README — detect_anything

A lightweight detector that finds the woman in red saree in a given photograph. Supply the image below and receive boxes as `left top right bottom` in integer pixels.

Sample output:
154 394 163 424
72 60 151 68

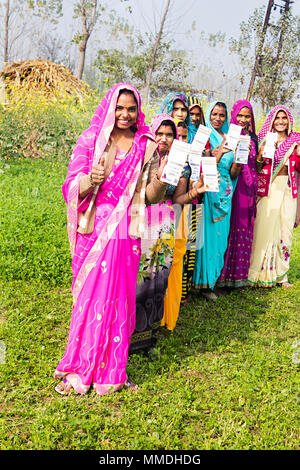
54 83 167 395
248 105 300 288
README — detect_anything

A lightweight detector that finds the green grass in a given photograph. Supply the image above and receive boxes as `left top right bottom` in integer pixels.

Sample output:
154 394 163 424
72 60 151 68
0 157 299 450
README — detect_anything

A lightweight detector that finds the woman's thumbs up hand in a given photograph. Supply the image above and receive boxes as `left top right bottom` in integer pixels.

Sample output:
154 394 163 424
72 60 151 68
91 156 106 186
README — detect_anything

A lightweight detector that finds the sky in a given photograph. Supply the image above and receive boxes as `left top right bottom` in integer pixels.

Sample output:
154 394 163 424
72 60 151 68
42 0 300 111
75 0 299 108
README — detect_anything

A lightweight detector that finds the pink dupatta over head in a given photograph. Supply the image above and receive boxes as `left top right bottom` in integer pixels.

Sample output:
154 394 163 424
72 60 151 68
55 84 154 394
256 105 300 227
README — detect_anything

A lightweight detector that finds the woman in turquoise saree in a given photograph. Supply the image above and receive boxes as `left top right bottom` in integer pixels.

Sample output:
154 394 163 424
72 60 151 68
192 101 240 300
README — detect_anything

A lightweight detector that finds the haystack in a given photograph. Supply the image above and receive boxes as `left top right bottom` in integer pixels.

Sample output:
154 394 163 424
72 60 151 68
0 59 90 104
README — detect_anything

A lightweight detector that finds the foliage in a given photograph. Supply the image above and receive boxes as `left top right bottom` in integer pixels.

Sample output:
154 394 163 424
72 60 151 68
94 31 194 97
0 88 101 161
229 7 300 111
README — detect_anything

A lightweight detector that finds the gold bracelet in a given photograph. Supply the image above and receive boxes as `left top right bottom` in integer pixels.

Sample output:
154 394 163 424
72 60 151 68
256 158 264 164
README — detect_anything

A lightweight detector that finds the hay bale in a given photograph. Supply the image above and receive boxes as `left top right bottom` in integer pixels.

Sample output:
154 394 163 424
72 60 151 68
0 59 91 103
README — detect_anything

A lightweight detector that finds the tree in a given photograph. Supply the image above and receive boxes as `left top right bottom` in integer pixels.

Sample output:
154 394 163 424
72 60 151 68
143 0 171 105
73 0 100 80
4 0 10 63
230 5 300 111
94 31 194 98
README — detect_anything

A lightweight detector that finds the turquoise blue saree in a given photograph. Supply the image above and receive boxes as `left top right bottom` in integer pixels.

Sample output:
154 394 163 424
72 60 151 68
192 101 238 290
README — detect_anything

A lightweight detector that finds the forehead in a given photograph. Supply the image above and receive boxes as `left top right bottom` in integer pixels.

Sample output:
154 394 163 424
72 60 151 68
190 106 201 114
173 99 187 109
157 124 174 134
275 110 288 118
211 105 226 114
116 92 137 107
237 107 251 115
178 126 188 133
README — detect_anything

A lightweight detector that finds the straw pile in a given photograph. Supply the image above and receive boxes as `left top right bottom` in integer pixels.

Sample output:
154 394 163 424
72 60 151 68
0 59 90 102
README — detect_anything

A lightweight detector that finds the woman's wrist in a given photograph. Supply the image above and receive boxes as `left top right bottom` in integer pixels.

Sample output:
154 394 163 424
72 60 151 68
88 172 96 187
188 189 197 202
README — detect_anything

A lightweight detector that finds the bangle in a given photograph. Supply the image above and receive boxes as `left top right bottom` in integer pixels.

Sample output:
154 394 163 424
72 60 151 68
89 172 95 187
232 163 241 168
256 158 264 164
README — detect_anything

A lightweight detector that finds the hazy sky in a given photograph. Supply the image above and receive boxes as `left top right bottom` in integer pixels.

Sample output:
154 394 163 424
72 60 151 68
104 0 300 40
60 0 300 110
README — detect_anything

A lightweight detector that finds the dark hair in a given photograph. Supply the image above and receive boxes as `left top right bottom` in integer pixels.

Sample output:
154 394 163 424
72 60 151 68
177 121 188 129
118 89 138 107
157 119 177 139
211 102 227 120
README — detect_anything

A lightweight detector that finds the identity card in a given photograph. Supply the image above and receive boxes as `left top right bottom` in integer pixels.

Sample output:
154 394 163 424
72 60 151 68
160 139 190 186
262 132 277 159
188 150 202 182
191 125 212 153
224 124 242 151
235 135 251 164
201 156 219 192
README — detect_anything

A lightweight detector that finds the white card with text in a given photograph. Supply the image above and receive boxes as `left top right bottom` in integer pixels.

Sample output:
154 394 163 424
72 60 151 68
188 150 202 182
235 135 251 164
160 139 190 186
201 156 219 192
224 124 242 151
262 132 277 160
191 125 212 154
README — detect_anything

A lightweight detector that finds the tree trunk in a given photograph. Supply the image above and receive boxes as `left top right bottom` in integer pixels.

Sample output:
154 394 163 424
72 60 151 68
4 0 10 64
143 0 171 105
76 37 88 80
75 0 97 80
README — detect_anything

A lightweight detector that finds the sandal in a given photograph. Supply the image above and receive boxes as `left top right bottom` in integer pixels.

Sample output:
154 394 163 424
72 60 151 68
282 282 294 290
55 378 74 395
124 379 139 392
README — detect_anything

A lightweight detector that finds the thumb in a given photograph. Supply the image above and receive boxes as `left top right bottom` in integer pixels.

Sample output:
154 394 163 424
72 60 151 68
100 155 105 167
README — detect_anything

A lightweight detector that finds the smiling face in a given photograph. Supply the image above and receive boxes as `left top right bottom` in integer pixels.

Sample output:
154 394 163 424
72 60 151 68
210 104 227 131
114 92 138 130
155 124 175 154
172 100 188 122
236 106 252 132
189 105 202 128
273 110 289 134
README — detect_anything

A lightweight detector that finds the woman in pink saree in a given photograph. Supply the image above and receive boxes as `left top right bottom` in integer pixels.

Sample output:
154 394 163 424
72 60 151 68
54 83 167 395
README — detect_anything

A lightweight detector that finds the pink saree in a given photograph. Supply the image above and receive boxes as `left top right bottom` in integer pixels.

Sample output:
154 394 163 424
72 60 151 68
54 83 153 395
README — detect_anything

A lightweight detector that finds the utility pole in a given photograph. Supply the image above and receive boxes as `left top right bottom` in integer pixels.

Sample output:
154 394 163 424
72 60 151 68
247 0 294 101
273 0 292 69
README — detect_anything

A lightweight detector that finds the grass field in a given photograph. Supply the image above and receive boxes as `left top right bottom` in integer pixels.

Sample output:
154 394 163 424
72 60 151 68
0 155 299 451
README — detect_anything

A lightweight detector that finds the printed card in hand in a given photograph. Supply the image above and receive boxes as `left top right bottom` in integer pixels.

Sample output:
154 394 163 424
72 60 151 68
224 124 242 151
262 132 277 159
188 150 202 182
160 139 190 186
201 156 219 192
235 135 251 164
191 125 212 153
